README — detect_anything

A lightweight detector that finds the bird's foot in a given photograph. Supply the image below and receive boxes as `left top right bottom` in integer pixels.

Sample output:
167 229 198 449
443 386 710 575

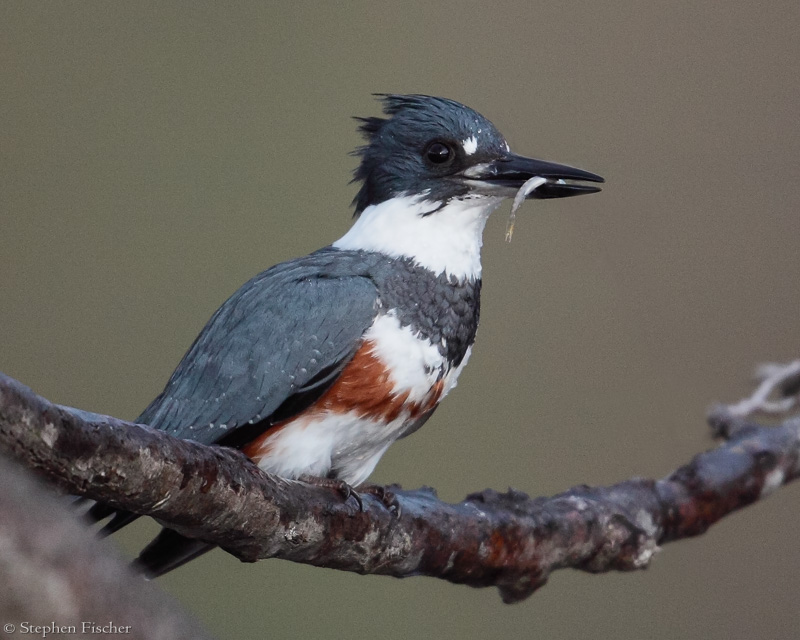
357 482 402 517
298 476 402 516
298 474 364 511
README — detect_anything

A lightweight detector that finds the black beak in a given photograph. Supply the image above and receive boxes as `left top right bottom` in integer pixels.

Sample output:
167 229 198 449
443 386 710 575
472 152 604 199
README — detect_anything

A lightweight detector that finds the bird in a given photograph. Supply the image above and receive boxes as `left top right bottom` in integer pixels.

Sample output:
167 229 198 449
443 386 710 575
86 94 603 577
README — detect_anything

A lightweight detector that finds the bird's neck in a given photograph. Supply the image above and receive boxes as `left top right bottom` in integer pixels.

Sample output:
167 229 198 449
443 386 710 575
333 194 503 281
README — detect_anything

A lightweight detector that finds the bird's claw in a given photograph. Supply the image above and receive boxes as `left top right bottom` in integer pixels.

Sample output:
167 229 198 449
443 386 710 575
299 475 401 516
298 474 363 510
339 482 364 511
357 483 402 517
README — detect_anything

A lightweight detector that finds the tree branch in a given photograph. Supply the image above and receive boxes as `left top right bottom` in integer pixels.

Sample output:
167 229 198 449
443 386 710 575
1 369 798 604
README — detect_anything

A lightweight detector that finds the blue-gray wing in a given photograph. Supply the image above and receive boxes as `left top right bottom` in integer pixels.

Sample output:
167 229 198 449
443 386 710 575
136 252 380 446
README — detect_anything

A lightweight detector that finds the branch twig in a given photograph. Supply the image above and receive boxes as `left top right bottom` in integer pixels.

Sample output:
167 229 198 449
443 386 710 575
719 360 800 419
0 370 798 603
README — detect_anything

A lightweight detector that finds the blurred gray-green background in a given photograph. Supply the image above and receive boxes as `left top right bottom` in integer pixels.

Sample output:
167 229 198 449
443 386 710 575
3 2 799 639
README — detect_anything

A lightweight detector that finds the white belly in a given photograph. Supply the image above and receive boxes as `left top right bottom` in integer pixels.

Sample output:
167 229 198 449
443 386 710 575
249 313 472 484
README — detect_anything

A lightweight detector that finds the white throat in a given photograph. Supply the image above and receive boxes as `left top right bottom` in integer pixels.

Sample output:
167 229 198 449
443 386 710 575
332 195 503 280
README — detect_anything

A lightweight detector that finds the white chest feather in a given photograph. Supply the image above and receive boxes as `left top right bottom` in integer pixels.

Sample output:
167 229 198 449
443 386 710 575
333 194 503 280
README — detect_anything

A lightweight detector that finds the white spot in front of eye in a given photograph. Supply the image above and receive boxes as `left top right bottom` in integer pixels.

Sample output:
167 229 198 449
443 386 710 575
462 136 478 155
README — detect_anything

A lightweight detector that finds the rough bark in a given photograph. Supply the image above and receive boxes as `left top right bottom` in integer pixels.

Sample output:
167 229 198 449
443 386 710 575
0 368 798 604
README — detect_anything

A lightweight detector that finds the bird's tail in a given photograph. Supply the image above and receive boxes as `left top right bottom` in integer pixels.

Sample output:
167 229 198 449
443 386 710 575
74 497 141 536
133 528 216 578
75 498 214 577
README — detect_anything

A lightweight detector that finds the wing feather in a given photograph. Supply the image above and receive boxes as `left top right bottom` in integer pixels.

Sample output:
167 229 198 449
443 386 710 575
136 251 380 445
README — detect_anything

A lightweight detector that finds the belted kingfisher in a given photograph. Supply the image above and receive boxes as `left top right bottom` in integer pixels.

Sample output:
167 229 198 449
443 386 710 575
88 94 603 576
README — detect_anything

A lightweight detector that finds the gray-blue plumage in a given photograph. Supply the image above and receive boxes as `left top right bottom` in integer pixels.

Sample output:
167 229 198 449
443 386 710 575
352 95 508 214
137 250 380 445
137 248 481 447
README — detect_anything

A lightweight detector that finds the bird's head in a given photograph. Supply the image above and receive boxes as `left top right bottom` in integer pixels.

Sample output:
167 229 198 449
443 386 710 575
351 94 603 216
335 95 603 279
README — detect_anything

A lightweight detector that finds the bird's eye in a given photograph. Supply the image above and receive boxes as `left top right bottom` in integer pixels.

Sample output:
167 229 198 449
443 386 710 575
425 142 453 165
